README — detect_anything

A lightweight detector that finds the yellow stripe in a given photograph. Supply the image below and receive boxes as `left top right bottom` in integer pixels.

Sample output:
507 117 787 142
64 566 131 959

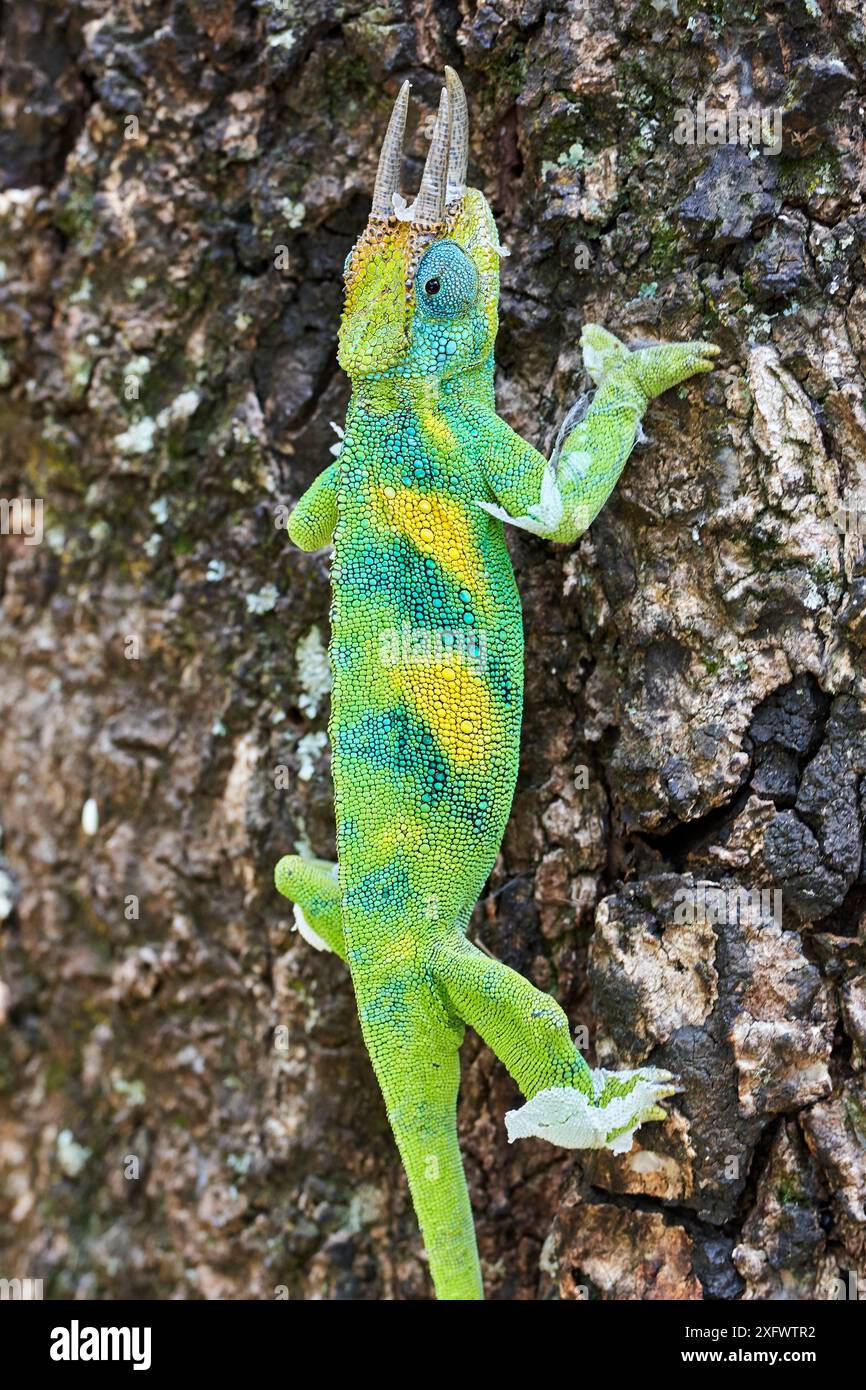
390 651 497 766
375 484 487 609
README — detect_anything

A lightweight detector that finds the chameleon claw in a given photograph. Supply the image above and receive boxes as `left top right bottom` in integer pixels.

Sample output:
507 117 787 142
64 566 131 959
625 337 721 397
688 341 721 373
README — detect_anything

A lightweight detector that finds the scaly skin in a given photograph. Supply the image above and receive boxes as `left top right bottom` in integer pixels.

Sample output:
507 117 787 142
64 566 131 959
276 76 717 1301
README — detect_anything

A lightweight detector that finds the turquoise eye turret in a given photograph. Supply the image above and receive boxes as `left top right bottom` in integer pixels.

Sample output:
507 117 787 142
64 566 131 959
415 241 479 318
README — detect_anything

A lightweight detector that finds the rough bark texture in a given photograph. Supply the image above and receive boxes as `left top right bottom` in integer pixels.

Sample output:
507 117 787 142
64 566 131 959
1 0 865 1300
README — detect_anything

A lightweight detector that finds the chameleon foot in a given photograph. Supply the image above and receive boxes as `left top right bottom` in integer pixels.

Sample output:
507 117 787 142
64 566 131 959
274 854 346 960
504 1066 679 1154
581 322 720 396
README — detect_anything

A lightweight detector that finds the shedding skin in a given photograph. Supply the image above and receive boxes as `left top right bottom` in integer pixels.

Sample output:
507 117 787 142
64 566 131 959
275 74 717 1301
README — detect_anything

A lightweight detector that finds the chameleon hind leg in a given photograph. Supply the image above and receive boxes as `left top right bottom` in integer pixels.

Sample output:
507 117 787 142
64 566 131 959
428 935 678 1153
274 854 347 961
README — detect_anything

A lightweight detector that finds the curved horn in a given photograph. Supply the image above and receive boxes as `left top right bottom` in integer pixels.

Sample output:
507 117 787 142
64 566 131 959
371 80 410 219
412 86 450 224
444 66 468 203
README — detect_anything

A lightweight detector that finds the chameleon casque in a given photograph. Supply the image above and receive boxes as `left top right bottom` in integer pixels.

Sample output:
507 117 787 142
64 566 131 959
275 69 719 1300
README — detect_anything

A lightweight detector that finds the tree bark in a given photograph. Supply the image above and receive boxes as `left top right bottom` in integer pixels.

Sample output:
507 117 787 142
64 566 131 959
1 0 864 1300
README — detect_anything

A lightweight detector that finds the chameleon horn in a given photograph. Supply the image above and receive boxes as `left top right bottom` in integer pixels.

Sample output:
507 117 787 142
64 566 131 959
412 86 450 225
370 80 410 220
444 66 468 203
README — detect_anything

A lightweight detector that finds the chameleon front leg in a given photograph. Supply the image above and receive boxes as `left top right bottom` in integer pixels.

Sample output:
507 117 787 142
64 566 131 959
428 936 677 1153
478 325 719 543
286 460 339 551
277 466 342 946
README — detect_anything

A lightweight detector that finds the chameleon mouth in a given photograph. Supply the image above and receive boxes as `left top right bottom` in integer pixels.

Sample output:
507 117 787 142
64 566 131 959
370 66 469 227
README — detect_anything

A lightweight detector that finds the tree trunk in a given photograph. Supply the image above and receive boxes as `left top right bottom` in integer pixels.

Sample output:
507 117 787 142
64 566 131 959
1 0 864 1300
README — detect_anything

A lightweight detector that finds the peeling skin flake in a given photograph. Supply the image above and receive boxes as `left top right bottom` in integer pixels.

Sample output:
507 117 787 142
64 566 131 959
505 1067 678 1154
293 904 331 953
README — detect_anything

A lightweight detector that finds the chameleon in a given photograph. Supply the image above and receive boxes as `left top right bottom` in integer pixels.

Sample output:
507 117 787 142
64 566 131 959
275 69 719 1301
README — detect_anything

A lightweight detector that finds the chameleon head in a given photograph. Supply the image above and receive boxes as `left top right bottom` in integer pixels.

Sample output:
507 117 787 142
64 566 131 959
338 69 501 382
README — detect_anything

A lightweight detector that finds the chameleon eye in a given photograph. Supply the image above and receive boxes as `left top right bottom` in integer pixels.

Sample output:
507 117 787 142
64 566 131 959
425 277 441 295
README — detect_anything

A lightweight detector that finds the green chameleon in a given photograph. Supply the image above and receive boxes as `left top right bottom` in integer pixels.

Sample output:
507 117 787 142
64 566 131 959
276 69 718 1300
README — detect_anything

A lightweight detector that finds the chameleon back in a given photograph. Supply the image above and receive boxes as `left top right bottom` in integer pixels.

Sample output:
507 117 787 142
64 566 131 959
330 367 525 949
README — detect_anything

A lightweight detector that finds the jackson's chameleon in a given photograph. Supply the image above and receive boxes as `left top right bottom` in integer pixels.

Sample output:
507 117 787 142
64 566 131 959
276 69 718 1300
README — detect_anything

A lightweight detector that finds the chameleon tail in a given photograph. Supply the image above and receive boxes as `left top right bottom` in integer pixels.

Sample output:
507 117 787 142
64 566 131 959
277 860 483 1298
350 955 484 1301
